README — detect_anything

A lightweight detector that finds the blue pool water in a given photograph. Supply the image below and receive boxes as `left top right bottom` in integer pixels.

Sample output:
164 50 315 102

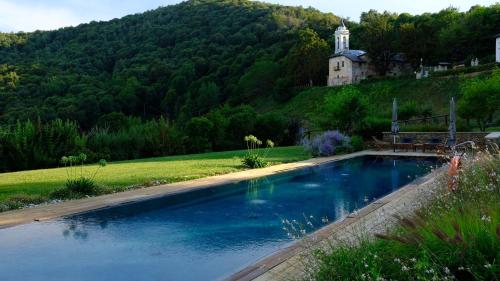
0 156 440 281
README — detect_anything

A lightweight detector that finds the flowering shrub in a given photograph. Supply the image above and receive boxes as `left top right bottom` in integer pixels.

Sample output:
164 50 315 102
242 135 274 168
51 153 107 198
303 130 350 157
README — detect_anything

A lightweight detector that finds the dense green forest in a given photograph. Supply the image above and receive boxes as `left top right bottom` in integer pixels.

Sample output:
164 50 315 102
0 0 499 171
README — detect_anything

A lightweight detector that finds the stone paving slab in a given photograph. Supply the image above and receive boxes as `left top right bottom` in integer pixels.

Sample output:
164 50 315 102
0 150 438 230
226 163 446 281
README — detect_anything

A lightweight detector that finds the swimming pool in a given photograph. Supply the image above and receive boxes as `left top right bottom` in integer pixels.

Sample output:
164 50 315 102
0 156 440 281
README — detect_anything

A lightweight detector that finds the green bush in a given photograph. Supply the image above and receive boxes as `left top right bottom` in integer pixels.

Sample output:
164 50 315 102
349 135 364 152
320 86 368 133
0 119 85 172
242 153 268 169
359 116 391 138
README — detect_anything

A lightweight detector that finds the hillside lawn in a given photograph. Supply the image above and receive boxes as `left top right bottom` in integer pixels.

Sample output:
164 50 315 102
278 76 462 121
0 146 309 204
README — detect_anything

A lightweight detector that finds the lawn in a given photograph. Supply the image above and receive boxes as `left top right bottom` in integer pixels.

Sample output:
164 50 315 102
0 146 310 205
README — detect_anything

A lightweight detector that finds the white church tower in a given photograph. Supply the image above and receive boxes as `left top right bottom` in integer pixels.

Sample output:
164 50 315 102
496 34 500 63
334 19 349 53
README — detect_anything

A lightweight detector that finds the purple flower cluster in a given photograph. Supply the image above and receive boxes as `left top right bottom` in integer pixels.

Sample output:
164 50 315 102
304 130 350 157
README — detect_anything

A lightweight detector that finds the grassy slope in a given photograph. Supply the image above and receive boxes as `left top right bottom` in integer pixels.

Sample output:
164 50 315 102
275 76 462 124
0 146 309 202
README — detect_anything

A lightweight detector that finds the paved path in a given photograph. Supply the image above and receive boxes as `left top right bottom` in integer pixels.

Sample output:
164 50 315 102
0 150 438 230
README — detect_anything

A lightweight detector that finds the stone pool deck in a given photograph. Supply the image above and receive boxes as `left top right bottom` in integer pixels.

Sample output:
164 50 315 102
0 150 439 231
228 156 446 281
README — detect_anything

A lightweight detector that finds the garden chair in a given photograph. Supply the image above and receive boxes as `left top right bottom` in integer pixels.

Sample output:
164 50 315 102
371 136 390 150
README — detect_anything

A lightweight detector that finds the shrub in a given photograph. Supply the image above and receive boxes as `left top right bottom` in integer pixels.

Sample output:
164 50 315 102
304 130 350 157
349 135 364 152
242 135 274 169
359 116 391 138
185 116 213 153
51 154 107 199
320 86 368 133
0 118 85 172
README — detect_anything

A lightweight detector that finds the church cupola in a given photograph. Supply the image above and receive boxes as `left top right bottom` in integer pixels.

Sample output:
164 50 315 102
334 19 349 53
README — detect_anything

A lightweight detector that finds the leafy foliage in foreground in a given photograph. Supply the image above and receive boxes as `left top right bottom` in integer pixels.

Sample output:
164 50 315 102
313 152 500 280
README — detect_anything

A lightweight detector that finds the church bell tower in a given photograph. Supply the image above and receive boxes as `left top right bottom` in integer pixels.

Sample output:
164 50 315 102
334 19 349 54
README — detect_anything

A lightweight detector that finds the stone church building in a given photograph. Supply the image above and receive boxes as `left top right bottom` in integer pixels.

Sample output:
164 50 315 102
327 21 412 87
496 33 500 63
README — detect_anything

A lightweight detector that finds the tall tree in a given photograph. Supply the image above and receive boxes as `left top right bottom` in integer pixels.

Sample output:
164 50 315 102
288 28 330 86
358 10 398 75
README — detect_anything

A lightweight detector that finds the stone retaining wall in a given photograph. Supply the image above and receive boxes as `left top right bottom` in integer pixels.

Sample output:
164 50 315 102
382 132 489 145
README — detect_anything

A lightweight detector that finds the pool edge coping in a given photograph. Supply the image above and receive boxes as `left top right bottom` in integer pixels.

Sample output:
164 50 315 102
0 150 439 230
225 158 446 281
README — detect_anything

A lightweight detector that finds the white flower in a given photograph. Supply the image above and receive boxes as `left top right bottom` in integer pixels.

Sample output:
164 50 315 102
484 263 492 269
394 258 401 263
364 263 368 268
410 258 417 263
401 265 410 272
481 215 491 222
444 267 450 274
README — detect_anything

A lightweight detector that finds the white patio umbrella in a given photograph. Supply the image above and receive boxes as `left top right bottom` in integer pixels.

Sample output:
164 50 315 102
391 98 399 152
448 97 457 147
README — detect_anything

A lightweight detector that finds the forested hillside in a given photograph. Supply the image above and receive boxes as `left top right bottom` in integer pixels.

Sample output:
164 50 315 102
0 0 499 172
0 0 340 127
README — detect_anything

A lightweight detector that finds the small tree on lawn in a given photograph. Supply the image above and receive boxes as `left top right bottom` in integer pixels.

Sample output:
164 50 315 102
458 68 500 131
322 86 368 134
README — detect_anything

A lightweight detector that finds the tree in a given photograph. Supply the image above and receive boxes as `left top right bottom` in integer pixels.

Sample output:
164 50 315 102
458 69 500 131
358 10 397 75
185 117 213 153
321 86 368 133
287 28 330 86
234 60 281 103
196 82 220 115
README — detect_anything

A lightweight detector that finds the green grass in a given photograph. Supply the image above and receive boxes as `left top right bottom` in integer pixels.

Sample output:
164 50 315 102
276 76 462 120
0 146 309 205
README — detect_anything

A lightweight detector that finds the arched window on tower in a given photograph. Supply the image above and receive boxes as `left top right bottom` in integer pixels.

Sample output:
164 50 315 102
337 37 340 50
343 36 347 49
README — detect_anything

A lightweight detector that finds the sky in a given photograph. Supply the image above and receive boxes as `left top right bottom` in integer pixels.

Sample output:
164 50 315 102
0 0 498 32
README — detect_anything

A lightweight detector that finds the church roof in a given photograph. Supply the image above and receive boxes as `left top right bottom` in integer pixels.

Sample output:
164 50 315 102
330 50 367 62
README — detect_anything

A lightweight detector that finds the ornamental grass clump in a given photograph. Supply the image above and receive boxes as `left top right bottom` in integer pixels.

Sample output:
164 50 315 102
242 135 274 169
311 149 500 281
51 153 107 199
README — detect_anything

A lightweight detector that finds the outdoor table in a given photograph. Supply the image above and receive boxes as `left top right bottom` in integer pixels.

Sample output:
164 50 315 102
413 143 424 152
